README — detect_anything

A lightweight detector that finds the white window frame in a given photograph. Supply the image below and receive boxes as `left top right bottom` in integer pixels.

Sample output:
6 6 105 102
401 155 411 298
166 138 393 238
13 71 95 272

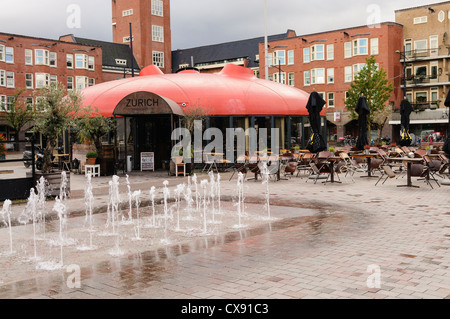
273 50 286 65
0 95 6 111
327 92 335 108
35 49 49 65
49 52 57 67
122 9 133 17
370 38 379 55
311 68 325 84
303 48 310 63
273 72 286 84
430 87 438 102
304 71 311 86
0 45 4 62
25 49 33 65
0 70 5 87
327 68 334 84
50 75 57 85
67 76 73 90
404 39 412 57
151 0 163 16
414 40 427 54
5 47 14 64
6 71 14 88
25 73 33 89
430 35 438 56
287 50 294 65
311 44 325 61
76 76 89 90
123 36 134 43
344 66 352 83
288 72 295 86
152 51 164 68
88 56 95 70
152 25 164 42
66 54 73 69
326 44 334 60
344 42 352 58
413 16 427 24
88 78 95 87
353 38 368 56
353 63 366 80
75 54 88 69
35 73 50 88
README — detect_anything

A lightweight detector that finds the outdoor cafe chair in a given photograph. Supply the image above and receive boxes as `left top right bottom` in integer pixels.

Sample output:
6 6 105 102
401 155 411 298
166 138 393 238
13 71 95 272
422 155 441 187
229 155 247 181
338 152 358 182
410 163 434 189
283 161 298 178
438 154 450 179
296 152 314 178
375 164 396 186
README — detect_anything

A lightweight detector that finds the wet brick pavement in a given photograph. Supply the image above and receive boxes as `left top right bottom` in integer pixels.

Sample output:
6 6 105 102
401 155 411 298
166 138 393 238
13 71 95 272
0 167 449 300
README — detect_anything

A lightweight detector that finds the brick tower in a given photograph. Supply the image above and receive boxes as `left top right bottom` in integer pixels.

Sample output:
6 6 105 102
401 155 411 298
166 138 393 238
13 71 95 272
112 0 172 73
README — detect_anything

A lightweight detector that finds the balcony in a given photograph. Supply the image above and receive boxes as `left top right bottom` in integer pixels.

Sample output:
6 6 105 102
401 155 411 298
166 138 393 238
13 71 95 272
410 100 440 112
400 48 450 62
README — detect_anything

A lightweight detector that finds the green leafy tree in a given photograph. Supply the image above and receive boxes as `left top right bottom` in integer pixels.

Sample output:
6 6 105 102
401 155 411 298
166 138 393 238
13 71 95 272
33 82 82 173
0 89 35 143
344 56 394 142
76 105 116 160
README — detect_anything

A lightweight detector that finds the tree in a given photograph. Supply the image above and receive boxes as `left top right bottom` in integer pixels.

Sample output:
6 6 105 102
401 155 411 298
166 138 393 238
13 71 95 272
181 106 209 134
0 89 35 143
344 56 394 142
33 82 82 173
372 105 393 144
76 105 116 160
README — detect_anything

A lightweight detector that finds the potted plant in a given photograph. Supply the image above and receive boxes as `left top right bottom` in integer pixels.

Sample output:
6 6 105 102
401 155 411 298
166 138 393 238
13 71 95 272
328 147 335 153
293 145 300 154
425 145 431 155
0 134 7 160
86 151 98 165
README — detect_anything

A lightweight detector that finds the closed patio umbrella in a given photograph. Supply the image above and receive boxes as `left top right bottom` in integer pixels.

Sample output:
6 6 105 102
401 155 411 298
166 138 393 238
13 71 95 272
399 99 413 146
355 96 370 151
306 91 327 153
443 91 450 155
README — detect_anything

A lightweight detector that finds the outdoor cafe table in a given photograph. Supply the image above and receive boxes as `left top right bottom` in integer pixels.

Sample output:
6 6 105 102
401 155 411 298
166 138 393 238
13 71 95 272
387 157 424 188
349 152 379 178
316 156 342 184
53 153 70 171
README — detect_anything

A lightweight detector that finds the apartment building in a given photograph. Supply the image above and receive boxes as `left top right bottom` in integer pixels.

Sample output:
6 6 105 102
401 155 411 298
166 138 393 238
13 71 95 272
394 1 450 141
112 0 172 73
0 32 102 141
259 22 404 141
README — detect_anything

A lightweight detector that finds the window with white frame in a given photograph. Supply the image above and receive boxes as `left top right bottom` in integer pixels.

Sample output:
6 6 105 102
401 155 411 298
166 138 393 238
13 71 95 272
273 50 286 65
344 42 352 58
430 62 438 80
152 25 164 42
26 97 33 111
311 44 325 61
353 63 366 80
123 36 134 43
35 73 49 88
66 54 73 68
344 66 352 82
75 54 88 69
287 50 294 65
404 39 412 57
76 76 89 90
6 96 14 112
303 47 310 63
438 10 445 22
152 51 164 67
151 0 163 16
25 49 33 65
67 76 73 90
35 49 49 65
415 91 427 103
122 9 133 17
25 73 33 89
5 47 14 63
49 52 57 67
0 45 4 62
89 78 95 87
370 38 379 55
266 52 273 67
273 72 286 84
6 71 14 88
327 92 335 107
304 71 311 86
50 75 57 85
353 38 368 56
327 68 334 84
0 95 6 111
431 88 438 103
430 35 438 56
413 16 427 24
288 72 295 86
0 70 5 87
88 56 95 70
311 68 325 84
414 40 427 54
326 44 334 60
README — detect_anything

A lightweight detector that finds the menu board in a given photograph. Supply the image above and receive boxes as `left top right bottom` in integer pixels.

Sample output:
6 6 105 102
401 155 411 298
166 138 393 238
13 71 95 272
140 152 154 171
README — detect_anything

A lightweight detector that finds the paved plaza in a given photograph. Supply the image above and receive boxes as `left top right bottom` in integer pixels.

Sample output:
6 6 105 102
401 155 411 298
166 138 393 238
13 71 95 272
0 162 449 301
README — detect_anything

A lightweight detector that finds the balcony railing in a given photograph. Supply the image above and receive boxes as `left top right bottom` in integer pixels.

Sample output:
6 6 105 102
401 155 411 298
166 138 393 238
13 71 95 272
410 100 440 111
405 75 438 85
402 47 450 60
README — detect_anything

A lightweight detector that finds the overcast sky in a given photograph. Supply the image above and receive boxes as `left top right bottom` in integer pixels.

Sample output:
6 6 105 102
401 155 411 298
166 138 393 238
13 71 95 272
0 0 441 49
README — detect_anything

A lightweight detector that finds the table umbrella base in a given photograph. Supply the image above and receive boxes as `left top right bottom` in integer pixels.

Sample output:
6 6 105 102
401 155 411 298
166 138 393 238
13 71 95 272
397 184 420 188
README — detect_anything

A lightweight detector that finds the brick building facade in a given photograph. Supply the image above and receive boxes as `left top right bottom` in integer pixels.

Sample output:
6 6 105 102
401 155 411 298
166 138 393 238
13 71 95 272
112 0 172 73
259 22 404 142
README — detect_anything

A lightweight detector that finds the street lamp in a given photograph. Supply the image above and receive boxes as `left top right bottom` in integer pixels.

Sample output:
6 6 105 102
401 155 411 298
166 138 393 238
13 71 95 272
395 48 407 99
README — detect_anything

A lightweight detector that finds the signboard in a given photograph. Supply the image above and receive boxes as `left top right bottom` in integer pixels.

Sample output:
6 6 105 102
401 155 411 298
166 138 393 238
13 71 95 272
140 152 155 171
334 112 341 122
114 91 184 116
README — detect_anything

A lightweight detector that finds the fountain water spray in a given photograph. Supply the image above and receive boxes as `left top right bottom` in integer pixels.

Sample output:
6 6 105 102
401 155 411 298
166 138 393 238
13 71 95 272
59 171 69 202
260 162 271 220
200 179 208 234
53 197 67 267
148 186 157 227
192 174 199 212
183 179 194 221
174 183 185 231
217 173 221 214
0 200 13 255
78 172 97 251
35 176 48 236
107 175 123 256
162 180 170 244
208 171 216 224
235 172 246 229
124 174 134 224
18 188 39 260
132 190 142 240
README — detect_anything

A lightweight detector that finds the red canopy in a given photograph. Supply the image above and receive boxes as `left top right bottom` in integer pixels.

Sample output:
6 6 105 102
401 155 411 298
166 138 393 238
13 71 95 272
81 64 317 117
